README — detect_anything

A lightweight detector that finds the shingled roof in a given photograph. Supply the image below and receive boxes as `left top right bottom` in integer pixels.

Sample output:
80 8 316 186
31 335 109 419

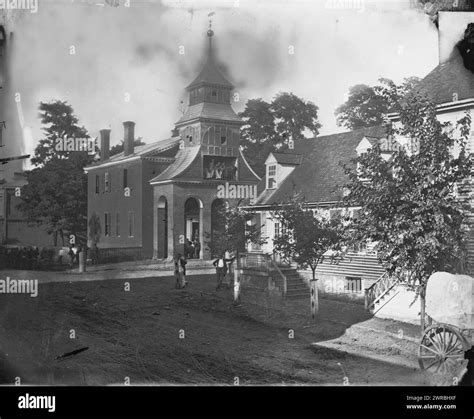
254 125 387 206
271 152 302 165
186 56 234 90
177 102 242 125
149 146 201 183
85 137 179 170
416 47 474 104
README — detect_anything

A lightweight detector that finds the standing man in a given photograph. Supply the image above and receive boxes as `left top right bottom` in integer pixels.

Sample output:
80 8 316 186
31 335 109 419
174 253 187 289
213 253 235 291
193 239 201 259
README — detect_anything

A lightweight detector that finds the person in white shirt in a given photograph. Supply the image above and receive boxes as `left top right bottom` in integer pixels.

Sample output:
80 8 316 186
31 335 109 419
212 253 235 291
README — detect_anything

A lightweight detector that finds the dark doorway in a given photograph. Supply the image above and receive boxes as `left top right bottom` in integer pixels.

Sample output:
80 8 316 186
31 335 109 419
184 197 202 259
157 196 168 259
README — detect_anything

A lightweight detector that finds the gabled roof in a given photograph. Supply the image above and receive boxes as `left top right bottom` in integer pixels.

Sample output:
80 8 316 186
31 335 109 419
416 48 474 105
363 136 380 146
176 102 242 125
186 56 234 90
270 152 302 165
85 137 180 170
253 125 387 206
149 146 201 183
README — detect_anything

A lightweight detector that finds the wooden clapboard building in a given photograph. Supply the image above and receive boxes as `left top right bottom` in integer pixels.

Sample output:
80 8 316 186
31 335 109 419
247 11 474 323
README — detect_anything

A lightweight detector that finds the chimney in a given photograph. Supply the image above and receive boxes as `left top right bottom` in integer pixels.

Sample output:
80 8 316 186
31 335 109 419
99 129 110 161
438 11 474 64
123 121 135 156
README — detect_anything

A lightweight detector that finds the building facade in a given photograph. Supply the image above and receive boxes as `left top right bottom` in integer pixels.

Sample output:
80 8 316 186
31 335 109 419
246 11 474 324
85 27 260 260
0 14 50 248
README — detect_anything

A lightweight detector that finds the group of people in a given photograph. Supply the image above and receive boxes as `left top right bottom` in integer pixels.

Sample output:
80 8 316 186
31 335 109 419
184 239 201 259
0 244 94 271
173 251 235 291
0 246 40 270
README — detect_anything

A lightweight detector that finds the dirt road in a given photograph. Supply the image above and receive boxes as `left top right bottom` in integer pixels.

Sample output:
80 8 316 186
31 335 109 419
0 274 434 385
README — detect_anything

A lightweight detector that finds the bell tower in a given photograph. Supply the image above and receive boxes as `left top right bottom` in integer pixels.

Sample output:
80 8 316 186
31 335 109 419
175 19 243 162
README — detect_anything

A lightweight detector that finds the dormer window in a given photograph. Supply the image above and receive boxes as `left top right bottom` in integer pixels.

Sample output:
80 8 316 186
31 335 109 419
267 164 277 189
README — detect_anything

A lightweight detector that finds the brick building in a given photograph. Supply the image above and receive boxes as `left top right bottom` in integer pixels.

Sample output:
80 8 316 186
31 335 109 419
85 27 260 260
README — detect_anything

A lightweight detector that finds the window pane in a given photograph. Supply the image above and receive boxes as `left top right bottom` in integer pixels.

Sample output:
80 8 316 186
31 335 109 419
116 213 120 236
209 126 215 145
105 213 109 236
128 212 134 237
105 172 110 193
274 222 280 237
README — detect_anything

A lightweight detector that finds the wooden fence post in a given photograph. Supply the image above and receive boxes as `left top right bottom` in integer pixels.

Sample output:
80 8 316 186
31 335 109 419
310 279 318 320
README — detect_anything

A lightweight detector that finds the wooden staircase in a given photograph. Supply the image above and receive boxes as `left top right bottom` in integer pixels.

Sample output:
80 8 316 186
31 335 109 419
364 271 401 314
274 266 308 299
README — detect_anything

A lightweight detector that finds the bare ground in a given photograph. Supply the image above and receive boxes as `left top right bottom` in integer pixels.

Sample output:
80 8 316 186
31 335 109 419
0 274 437 385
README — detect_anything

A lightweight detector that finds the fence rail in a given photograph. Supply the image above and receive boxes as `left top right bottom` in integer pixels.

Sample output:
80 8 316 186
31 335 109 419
364 271 399 310
237 252 288 296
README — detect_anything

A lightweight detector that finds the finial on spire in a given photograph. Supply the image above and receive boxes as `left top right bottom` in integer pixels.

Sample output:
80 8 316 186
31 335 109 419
207 12 215 57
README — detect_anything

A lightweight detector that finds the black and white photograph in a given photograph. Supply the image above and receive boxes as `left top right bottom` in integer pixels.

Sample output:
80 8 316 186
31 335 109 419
1 0 474 416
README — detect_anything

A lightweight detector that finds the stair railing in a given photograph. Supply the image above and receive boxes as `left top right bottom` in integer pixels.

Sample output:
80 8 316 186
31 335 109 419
266 255 287 296
238 252 288 296
364 271 400 311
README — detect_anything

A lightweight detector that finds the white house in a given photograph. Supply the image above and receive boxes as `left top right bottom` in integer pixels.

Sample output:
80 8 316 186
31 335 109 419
247 11 474 324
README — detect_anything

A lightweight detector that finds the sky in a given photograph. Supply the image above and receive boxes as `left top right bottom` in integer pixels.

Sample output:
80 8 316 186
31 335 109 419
3 0 439 169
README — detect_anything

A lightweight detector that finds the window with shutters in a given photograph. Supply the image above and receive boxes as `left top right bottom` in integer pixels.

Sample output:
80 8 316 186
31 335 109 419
104 172 110 193
128 211 134 237
104 212 111 236
274 222 280 238
116 213 120 237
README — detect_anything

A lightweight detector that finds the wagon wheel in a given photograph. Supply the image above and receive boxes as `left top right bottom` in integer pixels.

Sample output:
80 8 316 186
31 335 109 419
418 325 468 374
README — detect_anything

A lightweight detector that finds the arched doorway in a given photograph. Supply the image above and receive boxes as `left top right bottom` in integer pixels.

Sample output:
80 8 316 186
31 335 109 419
211 199 227 257
184 197 203 259
157 196 168 259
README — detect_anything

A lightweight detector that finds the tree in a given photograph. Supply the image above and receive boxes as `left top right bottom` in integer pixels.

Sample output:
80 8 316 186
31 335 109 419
17 101 93 246
31 101 91 166
335 77 420 130
205 201 265 257
343 94 472 331
240 92 321 177
110 138 146 156
271 195 342 281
